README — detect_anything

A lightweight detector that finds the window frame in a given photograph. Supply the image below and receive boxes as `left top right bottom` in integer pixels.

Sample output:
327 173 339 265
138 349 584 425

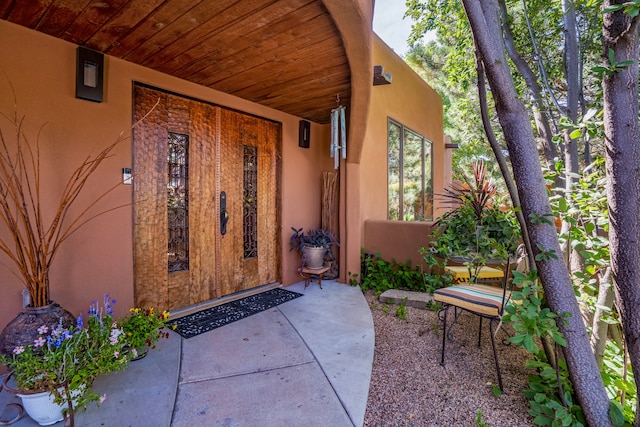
387 118 433 221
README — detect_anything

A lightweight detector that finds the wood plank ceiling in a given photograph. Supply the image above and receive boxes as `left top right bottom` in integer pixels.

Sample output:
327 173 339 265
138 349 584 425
0 0 351 124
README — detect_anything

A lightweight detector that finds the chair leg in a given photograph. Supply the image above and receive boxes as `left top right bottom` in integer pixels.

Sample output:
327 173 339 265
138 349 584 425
477 316 483 347
489 318 504 391
440 306 448 366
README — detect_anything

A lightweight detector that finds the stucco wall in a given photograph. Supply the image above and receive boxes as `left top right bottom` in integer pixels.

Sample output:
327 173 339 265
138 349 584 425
363 35 445 220
0 20 331 329
349 35 444 275
363 219 436 270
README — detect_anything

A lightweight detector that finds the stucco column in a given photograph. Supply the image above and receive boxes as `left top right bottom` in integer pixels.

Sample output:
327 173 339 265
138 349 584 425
339 161 361 284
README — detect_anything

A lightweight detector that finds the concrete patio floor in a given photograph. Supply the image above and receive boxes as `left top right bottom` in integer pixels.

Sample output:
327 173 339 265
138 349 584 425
0 281 374 427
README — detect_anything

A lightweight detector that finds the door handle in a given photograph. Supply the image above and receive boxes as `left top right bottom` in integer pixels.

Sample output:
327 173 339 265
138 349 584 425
220 191 228 235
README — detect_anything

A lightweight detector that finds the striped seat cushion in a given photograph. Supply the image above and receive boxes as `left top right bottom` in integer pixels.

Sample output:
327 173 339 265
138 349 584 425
433 284 510 317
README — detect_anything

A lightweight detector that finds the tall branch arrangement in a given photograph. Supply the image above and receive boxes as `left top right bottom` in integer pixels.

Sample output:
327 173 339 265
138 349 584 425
0 107 129 307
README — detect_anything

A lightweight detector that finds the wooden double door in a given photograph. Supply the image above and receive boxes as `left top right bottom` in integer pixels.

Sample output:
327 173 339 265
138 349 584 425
133 85 280 310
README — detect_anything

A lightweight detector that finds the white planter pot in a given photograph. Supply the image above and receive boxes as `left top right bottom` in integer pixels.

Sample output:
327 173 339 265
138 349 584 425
17 390 64 426
302 245 326 269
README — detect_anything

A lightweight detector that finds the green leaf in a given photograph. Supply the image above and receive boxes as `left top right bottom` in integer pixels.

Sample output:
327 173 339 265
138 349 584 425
603 4 624 13
617 60 635 67
552 334 567 347
569 128 582 139
609 400 625 427
558 197 568 212
524 335 538 352
534 415 553 426
492 383 502 396
608 48 616 65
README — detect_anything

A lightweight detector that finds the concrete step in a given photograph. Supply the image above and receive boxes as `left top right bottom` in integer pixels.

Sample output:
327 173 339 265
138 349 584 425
379 289 434 309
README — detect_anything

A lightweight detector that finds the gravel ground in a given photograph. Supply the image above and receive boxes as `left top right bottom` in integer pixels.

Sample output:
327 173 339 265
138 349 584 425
362 290 535 427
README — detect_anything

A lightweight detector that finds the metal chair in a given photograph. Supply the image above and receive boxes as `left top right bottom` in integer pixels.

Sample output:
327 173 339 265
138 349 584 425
433 253 518 390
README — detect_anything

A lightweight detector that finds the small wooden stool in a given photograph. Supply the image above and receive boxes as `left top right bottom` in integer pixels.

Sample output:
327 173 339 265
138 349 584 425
298 265 331 289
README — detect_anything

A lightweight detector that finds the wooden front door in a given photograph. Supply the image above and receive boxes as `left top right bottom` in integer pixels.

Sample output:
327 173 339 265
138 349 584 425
132 85 280 310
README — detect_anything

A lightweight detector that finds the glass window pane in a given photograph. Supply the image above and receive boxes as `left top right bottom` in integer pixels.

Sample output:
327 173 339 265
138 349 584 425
167 132 189 273
243 145 258 259
403 130 422 221
423 139 433 220
388 122 401 220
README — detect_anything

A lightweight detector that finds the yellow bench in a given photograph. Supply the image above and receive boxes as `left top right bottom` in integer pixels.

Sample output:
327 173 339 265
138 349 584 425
444 265 504 283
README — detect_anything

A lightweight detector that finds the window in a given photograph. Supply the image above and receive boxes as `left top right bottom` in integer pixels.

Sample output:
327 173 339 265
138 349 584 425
387 119 433 221
167 132 189 272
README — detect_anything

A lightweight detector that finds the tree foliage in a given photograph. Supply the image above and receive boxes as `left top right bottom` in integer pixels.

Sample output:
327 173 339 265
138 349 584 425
405 0 640 425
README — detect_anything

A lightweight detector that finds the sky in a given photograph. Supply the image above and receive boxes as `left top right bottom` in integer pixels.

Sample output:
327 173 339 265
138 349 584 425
372 0 421 57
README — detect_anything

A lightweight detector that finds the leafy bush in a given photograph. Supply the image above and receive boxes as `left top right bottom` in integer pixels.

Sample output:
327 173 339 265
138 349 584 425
420 161 521 292
353 251 425 294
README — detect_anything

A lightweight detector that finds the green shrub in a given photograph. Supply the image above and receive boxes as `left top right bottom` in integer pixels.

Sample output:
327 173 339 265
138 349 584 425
356 251 425 294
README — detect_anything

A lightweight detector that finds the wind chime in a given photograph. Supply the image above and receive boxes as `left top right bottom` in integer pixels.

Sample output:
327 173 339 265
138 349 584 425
330 94 347 169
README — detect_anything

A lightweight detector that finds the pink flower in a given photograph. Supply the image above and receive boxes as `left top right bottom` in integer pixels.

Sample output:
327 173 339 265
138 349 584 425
99 394 107 404
12 346 24 355
114 351 119 358
33 336 46 347
37 325 48 335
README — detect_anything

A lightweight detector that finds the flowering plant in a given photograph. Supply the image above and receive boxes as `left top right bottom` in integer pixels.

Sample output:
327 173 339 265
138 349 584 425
118 307 171 356
0 295 130 425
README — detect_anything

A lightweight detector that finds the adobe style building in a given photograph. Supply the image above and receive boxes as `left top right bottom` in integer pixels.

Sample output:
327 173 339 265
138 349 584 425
0 1 448 328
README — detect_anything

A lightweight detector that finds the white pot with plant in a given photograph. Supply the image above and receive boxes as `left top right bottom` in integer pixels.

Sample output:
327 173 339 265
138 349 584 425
289 227 338 270
1 296 131 426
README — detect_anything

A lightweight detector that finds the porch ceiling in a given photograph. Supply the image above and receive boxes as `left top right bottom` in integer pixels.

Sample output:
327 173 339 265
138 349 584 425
0 0 351 124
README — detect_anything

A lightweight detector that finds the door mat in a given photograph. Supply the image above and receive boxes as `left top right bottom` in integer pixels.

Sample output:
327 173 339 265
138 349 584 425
168 288 303 339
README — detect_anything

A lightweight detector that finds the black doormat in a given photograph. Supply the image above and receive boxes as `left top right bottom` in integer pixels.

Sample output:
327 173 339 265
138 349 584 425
168 288 303 339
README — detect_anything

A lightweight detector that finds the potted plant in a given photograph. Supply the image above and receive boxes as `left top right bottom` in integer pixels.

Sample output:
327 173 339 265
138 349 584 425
0 101 132 356
1 295 130 426
118 307 172 360
289 227 338 269
421 161 521 287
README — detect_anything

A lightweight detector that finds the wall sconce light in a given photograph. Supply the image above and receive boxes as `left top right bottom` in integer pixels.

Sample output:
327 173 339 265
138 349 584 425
76 46 104 102
298 120 310 148
373 65 392 86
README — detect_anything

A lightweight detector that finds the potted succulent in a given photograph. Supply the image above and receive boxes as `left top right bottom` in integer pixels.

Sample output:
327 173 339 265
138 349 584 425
289 227 338 269
1 295 130 426
0 102 130 356
421 161 521 288
118 307 172 360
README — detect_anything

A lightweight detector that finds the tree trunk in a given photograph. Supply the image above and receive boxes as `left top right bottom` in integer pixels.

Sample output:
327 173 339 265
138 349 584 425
602 3 640 424
475 51 533 266
559 0 585 268
460 0 613 425
498 0 559 174
562 0 581 182
591 269 613 369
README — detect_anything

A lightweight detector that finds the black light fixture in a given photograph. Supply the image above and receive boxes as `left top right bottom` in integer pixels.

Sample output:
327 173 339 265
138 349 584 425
298 120 310 148
76 46 104 102
373 65 392 86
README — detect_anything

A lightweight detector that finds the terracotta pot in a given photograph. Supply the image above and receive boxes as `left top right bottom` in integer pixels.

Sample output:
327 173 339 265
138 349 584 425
0 302 75 357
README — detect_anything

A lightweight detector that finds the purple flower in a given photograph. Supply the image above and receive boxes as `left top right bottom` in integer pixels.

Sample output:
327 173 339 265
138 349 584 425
37 325 48 335
88 300 98 316
12 346 24 355
76 314 84 329
103 294 116 316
